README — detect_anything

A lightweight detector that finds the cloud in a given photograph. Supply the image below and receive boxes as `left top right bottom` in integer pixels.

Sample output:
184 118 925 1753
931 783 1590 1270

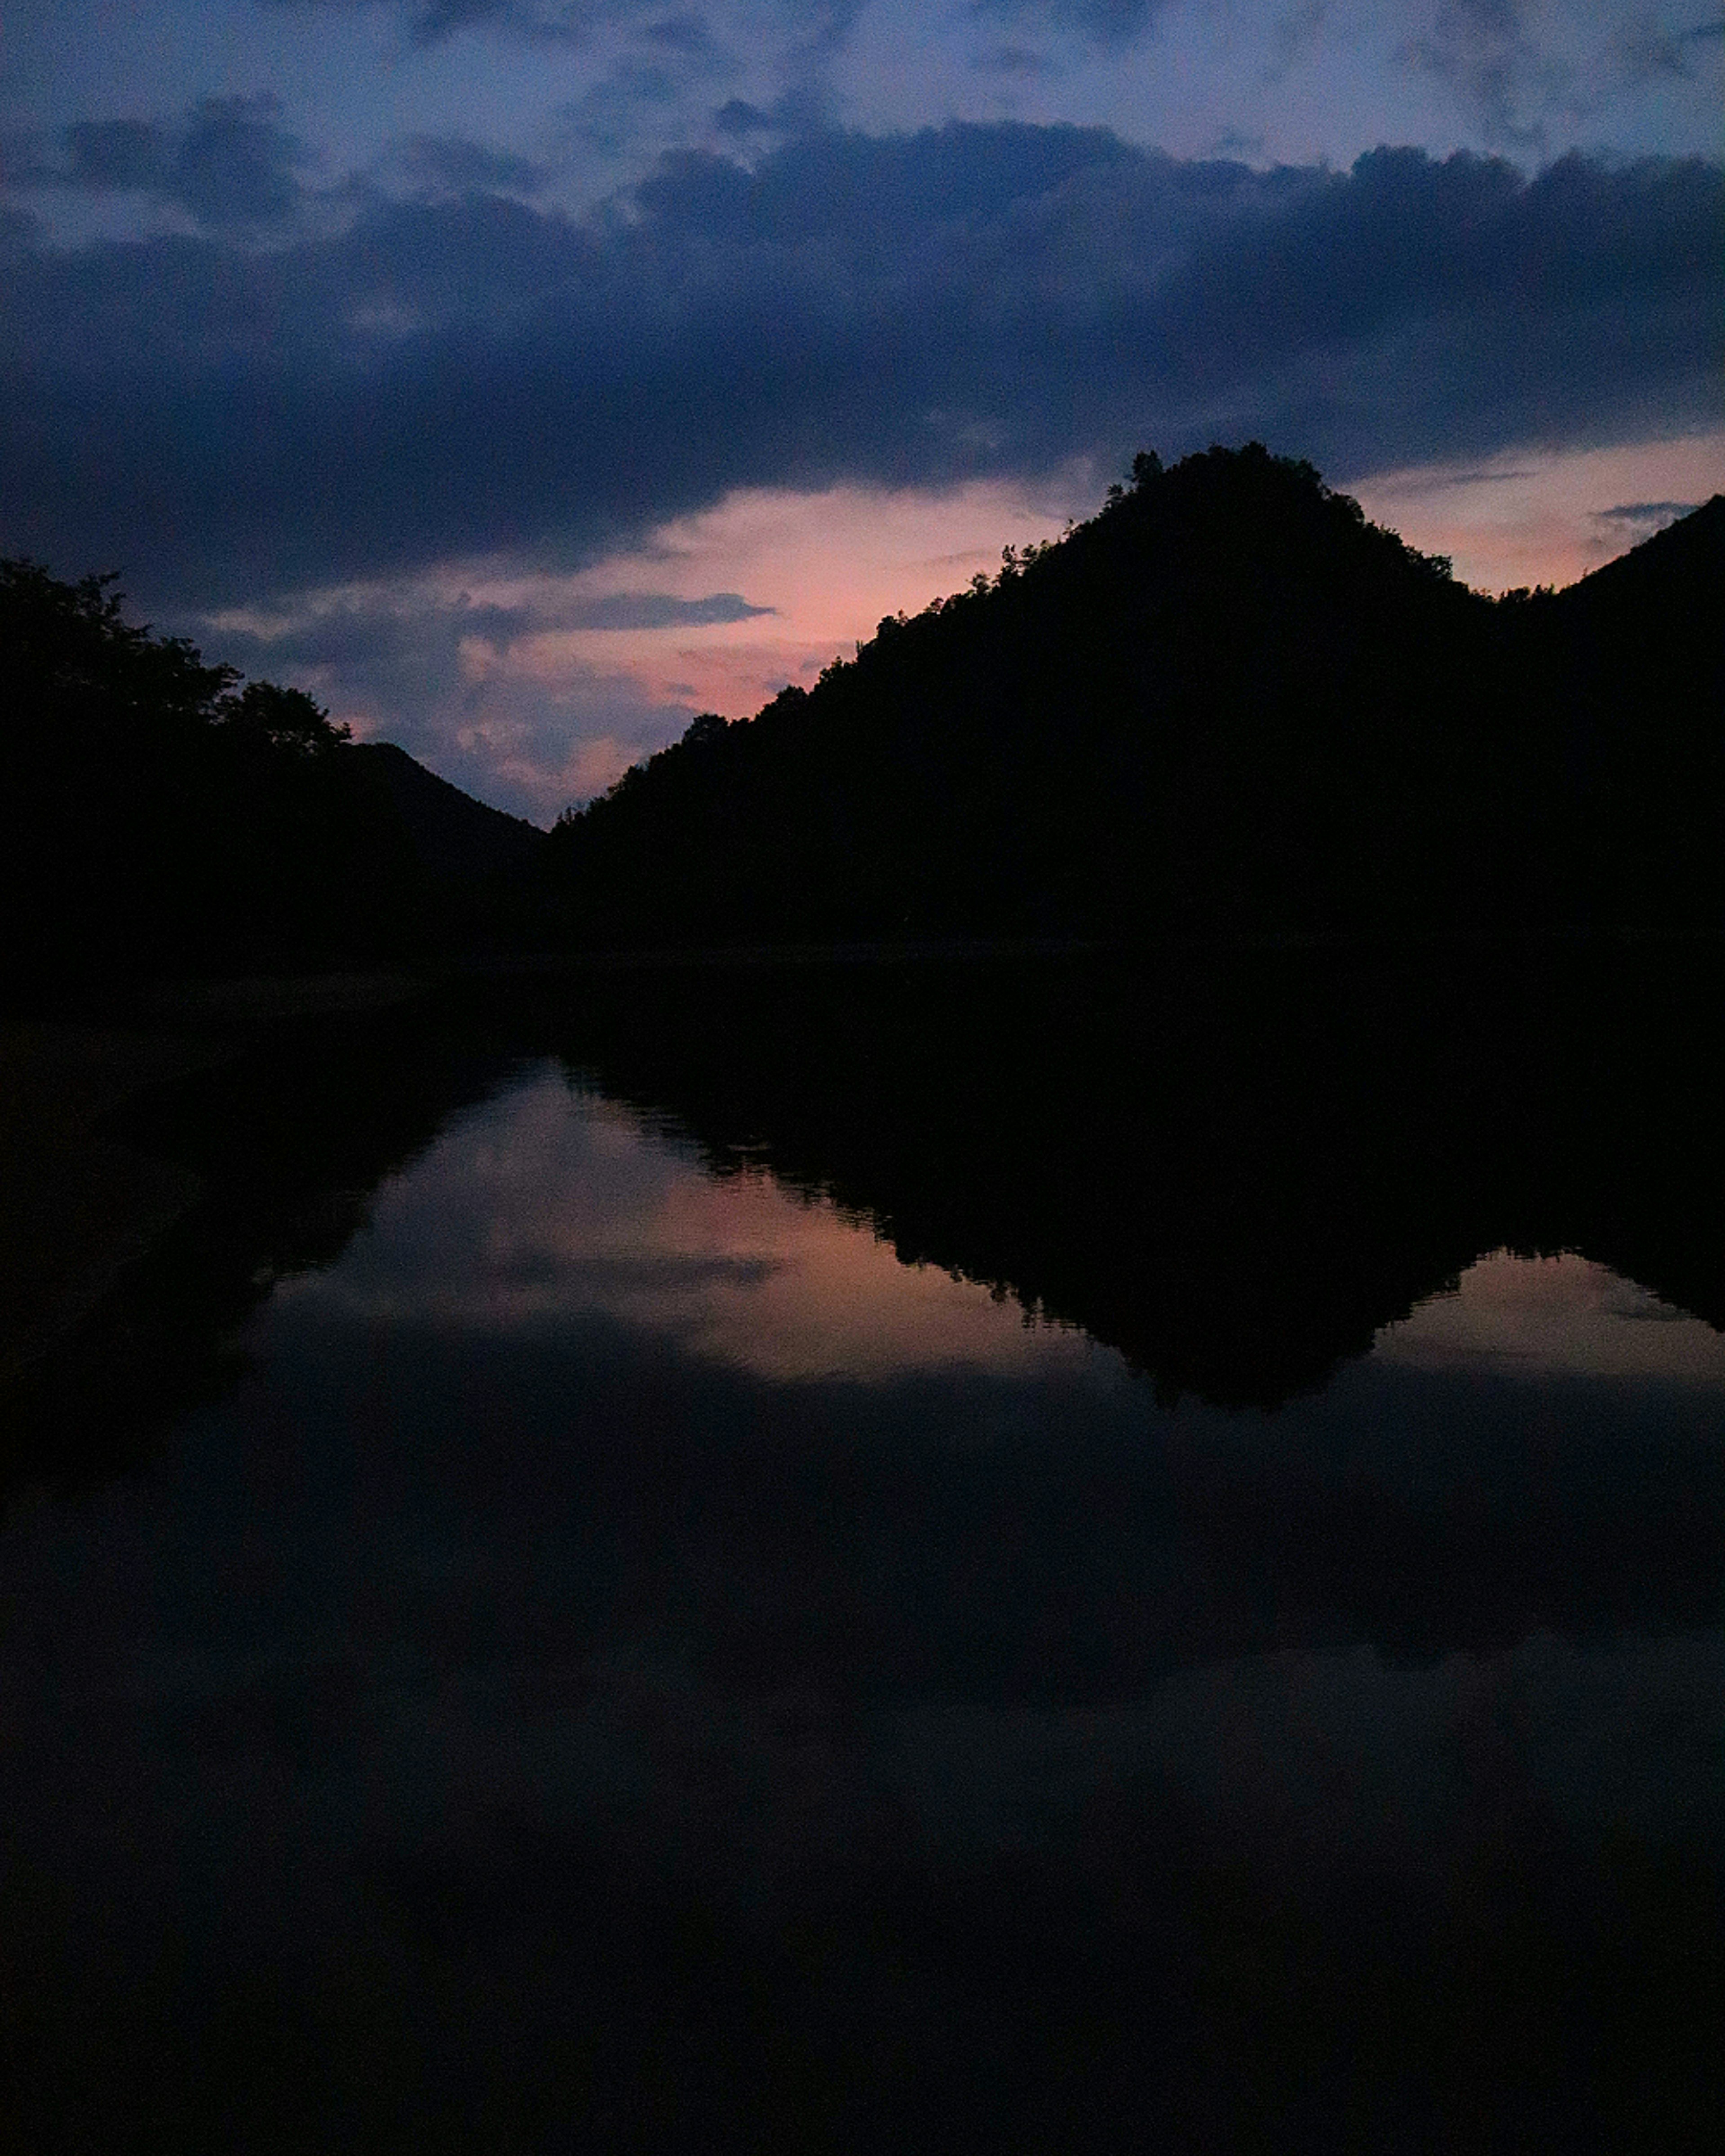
1594 497 1699 526
49 95 311 231
563 60 711 155
1400 0 1561 152
971 42 1062 77
58 118 169 194
0 124 1718 613
1615 9 1725 81
712 97 777 134
1391 0 1725 150
969 0 1167 48
204 581 707 817
555 589 775 625
196 575 774 816
258 0 597 45
257 0 863 53
1389 464 1540 490
385 135 548 197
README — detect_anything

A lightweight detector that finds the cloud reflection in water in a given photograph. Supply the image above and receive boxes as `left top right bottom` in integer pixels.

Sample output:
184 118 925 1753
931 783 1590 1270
278 1062 1097 1383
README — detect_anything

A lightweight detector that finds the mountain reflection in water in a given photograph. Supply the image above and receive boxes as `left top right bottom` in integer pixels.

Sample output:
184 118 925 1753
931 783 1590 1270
2 952 1722 2152
278 1070 1093 1384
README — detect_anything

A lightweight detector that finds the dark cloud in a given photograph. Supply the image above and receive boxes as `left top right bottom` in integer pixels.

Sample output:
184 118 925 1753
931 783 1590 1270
1616 11 1725 80
1394 464 1538 489
639 11 726 56
971 44 1062 78
0 123 1718 608
1392 0 1714 152
37 95 310 231
386 135 547 196
1376 0 1725 143
260 0 596 45
1267 0 1330 77
61 118 172 194
1595 499 1700 524
1401 0 1557 152
969 0 1164 48
259 0 860 52
560 590 774 626
712 98 775 135
564 61 700 154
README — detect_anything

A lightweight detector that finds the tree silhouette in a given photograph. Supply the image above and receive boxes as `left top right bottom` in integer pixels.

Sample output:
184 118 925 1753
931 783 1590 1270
541 447 1723 949
0 557 405 980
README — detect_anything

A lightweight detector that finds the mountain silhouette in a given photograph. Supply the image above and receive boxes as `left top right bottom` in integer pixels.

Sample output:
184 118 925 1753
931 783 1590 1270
10 454 1720 975
0 555 545 981
542 447 1724 947
351 742 545 887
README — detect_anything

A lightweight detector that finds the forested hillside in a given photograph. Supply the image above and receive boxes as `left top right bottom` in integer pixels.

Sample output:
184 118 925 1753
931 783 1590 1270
1 560 543 983
9 449 1718 980
543 446 1724 945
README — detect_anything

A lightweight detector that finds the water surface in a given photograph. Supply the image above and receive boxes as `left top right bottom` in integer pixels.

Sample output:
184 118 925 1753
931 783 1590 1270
4 959 1722 2151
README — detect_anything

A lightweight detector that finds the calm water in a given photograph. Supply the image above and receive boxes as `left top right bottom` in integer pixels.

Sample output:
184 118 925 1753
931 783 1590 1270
4 958 1724 2151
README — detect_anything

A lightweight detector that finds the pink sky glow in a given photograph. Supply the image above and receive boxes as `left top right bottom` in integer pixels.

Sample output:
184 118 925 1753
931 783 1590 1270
232 432 1724 822
503 433 1725 809
493 433 1725 738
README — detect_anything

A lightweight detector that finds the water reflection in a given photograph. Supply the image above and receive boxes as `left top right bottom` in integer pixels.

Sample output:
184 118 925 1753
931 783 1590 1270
1 958 1722 2152
280 1066 1093 1384
533 948 1725 1411
1378 1248 1725 1383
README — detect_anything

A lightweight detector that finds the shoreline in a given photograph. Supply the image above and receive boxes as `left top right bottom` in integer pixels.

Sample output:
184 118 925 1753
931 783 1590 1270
454 925 1725 976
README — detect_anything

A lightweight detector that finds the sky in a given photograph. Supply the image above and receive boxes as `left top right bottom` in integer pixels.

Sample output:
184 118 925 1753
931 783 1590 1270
2 1 1721 820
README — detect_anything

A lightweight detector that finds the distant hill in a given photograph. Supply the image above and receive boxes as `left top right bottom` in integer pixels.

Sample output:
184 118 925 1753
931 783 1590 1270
1556 492 1724 623
1505 492 1725 928
542 448 1725 946
0 549 557 982
351 742 546 886
1 556 420 980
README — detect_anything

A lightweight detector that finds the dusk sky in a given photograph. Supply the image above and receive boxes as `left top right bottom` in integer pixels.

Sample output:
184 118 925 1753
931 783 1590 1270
4 1 1721 819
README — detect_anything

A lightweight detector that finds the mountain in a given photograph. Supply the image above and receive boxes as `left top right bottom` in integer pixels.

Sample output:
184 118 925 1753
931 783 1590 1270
1 557 418 980
1556 491 1724 627
541 448 1724 947
351 742 546 886
0 555 540 983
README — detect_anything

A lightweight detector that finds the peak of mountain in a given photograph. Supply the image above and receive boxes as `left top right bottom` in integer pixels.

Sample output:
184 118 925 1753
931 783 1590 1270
351 742 547 887
543 445 1722 946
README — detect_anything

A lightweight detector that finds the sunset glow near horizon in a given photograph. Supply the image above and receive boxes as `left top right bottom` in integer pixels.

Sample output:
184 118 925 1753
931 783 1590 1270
4 0 1719 822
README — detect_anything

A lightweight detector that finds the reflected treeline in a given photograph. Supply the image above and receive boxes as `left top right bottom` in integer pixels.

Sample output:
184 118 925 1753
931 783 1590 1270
517 944 1725 1409
15 943 1725 1498
0 1007 515 1502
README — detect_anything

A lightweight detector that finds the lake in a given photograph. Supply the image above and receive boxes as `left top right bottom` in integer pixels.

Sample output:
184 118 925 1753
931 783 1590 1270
3 951 1722 2151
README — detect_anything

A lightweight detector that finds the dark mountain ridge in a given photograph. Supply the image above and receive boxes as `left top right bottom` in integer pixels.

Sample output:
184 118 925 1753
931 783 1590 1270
0 552 545 982
350 741 546 888
7 452 1718 976
543 446 1724 946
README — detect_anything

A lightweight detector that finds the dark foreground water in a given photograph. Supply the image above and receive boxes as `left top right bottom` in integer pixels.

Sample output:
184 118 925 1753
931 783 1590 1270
4 954 1724 2152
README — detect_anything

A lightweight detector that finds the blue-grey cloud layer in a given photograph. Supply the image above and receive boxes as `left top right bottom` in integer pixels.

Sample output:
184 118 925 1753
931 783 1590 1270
23 93 313 230
1 120 1718 604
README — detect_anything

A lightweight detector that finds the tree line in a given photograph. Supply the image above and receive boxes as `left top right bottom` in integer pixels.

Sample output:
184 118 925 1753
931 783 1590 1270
7 443 1720 981
1 558 540 985
543 444 1724 946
